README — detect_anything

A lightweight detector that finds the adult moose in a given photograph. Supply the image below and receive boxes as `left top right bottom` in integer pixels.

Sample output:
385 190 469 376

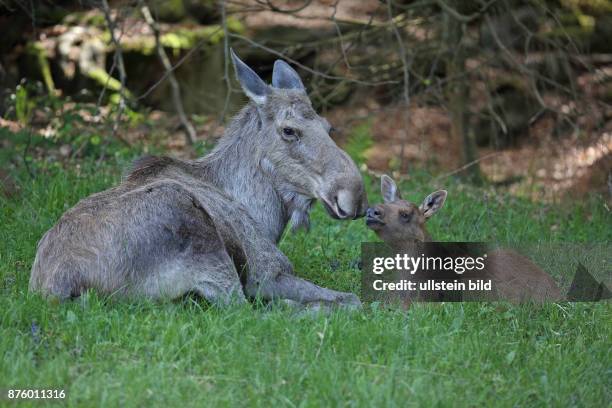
30 50 367 308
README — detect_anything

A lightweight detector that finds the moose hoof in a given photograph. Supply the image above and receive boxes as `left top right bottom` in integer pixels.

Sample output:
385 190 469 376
338 293 362 310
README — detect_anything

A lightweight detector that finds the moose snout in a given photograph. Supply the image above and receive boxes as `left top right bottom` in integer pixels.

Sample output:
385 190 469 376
322 190 356 219
337 189 368 219
318 149 368 220
334 190 352 219
320 186 367 220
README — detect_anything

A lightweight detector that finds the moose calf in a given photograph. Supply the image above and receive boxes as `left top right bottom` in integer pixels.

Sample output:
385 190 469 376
365 175 561 304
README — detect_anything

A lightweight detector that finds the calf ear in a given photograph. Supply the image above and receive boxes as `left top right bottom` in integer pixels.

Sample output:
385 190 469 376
230 48 269 104
381 175 401 203
272 60 305 91
419 190 447 219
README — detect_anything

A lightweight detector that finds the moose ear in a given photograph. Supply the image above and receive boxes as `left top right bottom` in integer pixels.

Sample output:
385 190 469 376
381 175 401 203
230 48 269 104
272 59 305 90
419 190 447 219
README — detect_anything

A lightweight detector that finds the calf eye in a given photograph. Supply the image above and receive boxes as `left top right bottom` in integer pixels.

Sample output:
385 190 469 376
400 212 412 222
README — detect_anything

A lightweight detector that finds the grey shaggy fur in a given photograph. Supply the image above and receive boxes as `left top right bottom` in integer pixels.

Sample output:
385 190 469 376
29 51 367 308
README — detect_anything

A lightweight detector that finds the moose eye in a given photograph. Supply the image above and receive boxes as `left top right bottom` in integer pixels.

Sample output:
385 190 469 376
281 127 300 142
283 127 296 137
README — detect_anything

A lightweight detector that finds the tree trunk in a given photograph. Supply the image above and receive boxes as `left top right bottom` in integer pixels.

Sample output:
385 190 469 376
443 5 482 183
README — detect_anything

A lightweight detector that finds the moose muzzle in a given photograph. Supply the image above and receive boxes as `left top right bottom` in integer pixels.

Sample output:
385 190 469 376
319 177 368 220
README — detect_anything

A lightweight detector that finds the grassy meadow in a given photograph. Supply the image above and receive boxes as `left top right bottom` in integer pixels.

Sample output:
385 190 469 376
1 157 610 407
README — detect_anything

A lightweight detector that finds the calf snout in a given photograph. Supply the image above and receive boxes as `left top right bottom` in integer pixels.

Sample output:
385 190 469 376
365 206 385 226
366 207 382 218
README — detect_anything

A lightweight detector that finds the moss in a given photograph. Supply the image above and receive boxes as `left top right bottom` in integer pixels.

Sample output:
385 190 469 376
561 0 612 16
542 25 593 44
576 13 596 32
119 37 157 55
226 17 245 35
62 11 107 27
86 67 132 99
118 17 244 55
25 42 55 93
149 0 186 22
160 18 244 49
101 30 112 45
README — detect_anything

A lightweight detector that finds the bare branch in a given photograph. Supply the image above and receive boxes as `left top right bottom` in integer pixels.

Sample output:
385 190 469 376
387 0 411 172
100 0 130 148
435 152 500 181
436 0 498 23
141 1 197 145
483 13 580 136
330 0 351 70
261 0 312 14
136 26 224 101
220 0 233 124
387 1 410 105
229 33 400 87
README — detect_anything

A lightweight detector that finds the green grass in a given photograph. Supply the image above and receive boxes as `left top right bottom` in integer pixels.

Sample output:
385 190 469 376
1 158 610 407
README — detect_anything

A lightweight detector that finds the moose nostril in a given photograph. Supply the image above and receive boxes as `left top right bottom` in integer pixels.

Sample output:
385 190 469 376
373 209 381 216
334 191 355 218
335 200 349 218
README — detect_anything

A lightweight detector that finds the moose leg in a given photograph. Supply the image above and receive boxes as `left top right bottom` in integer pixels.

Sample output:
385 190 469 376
235 229 361 307
140 250 246 306
186 252 247 306
115 181 246 305
241 250 361 308
186 185 361 308
249 272 361 309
